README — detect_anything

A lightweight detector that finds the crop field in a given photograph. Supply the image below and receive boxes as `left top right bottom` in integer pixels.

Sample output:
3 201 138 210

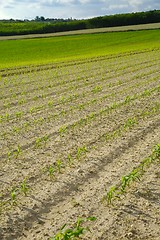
1 29 160 69
0 30 160 240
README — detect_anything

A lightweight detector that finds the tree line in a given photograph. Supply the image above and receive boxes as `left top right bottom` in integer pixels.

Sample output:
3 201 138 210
0 10 160 36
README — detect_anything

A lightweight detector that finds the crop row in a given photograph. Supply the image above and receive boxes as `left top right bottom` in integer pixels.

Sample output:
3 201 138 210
1 49 159 102
1 82 159 161
104 144 160 204
0 96 159 201
1 48 159 88
1 64 159 127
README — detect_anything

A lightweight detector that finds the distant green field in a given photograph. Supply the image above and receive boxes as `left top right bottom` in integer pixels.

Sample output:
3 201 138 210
0 29 160 69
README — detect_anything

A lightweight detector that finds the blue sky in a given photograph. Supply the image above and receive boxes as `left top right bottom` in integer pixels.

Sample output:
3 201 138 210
0 0 160 20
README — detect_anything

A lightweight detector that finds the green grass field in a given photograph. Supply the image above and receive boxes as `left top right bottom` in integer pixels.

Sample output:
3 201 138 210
0 29 160 69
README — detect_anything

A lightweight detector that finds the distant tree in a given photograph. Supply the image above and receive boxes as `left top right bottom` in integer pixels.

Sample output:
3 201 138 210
35 16 45 21
40 16 45 21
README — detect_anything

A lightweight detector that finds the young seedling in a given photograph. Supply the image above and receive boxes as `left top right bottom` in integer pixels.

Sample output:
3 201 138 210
35 138 42 148
14 145 21 159
59 96 65 104
48 100 54 108
11 188 18 205
15 111 23 119
12 126 20 133
20 178 29 196
56 159 63 173
23 122 30 129
59 126 67 137
61 110 67 116
18 98 26 105
7 151 12 161
121 175 131 193
152 144 160 159
48 165 55 177
124 95 131 104
67 154 73 167
43 135 49 146
76 146 87 160
29 107 35 113
121 168 142 193
50 217 96 240
88 112 95 121
78 104 85 110
5 113 10 121
105 186 117 205
124 117 137 130
92 85 102 93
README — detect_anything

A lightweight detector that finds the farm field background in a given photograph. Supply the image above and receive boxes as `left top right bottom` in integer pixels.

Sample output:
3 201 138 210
0 22 160 41
0 29 160 69
0 28 160 240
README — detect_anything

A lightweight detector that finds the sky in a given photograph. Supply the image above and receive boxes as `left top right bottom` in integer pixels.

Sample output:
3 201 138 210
0 0 160 20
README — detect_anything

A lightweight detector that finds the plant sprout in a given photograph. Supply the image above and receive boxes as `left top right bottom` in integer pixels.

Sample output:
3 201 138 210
11 188 18 205
20 178 29 196
50 217 96 240
56 159 63 173
48 165 55 177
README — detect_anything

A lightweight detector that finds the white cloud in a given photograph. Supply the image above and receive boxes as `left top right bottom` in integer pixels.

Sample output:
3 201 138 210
0 0 159 19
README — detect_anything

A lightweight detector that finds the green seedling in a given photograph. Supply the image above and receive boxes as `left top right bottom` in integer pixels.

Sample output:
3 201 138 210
48 101 54 107
43 135 49 146
12 126 20 133
11 188 18 205
18 98 26 105
50 217 96 240
121 169 142 192
34 117 44 125
48 165 55 177
61 110 67 116
142 89 151 96
105 186 117 205
141 157 152 169
121 175 131 193
76 146 87 160
14 145 21 159
29 107 35 113
20 178 29 196
59 126 67 137
23 122 30 129
59 96 65 104
88 112 95 121
124 117 137 129
5 113 10 121
15 111 23 118
110 102 117 109
33 96 38 101
67 154 73 167
35 138 42 148
56 159 63 173
1 131 7 140
152 144 160 159
92 85 102 93
124 95 131 103
78 104 85 110
7 151 12 161
4 102 11 108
